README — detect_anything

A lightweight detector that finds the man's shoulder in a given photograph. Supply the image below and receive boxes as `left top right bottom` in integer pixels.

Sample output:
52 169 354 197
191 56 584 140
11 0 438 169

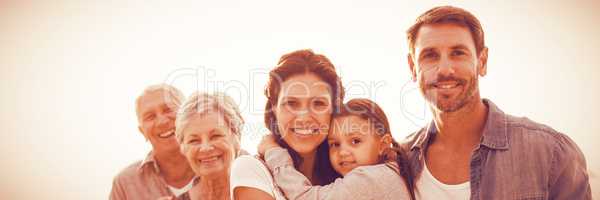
504 114 577 151
113 160 144 182
506 114 560 135
399 126 428 149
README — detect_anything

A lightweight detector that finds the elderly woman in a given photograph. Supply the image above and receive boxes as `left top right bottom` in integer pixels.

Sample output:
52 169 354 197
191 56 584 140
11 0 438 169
174 92 244 200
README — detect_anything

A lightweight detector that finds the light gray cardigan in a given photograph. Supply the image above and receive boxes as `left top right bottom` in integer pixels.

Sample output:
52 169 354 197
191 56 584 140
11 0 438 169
264 147 411 200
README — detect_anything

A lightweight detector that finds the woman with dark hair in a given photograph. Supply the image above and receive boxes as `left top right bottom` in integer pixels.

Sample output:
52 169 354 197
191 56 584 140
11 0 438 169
258 98 416 200
230 49 344 200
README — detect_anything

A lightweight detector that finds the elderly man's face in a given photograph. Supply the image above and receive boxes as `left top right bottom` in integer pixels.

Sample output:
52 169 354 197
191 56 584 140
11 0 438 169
179 111 239 177
137 90 180 153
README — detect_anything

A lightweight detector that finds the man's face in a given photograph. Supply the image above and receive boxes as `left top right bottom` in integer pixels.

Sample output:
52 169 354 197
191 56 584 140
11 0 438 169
409 23 487 112
137 90 180 153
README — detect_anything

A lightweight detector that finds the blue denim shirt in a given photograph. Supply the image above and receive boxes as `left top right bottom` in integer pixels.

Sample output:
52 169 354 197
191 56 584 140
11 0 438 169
403 99 591 200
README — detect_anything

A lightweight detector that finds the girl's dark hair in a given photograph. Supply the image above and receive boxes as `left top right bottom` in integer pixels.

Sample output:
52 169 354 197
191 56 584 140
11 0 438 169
264 49 345 185
336 98 416 200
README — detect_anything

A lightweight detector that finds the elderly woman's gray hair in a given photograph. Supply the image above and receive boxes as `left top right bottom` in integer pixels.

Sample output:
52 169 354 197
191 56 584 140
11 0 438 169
175 92 244 143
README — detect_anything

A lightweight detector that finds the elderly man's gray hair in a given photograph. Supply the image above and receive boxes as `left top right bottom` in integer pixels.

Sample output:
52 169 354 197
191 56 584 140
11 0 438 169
175 92 244 144
135 84 185 119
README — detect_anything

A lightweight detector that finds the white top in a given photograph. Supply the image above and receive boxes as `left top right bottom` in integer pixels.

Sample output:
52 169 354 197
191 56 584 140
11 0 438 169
167 178 194 197
230 155 286 200
416 162 470 200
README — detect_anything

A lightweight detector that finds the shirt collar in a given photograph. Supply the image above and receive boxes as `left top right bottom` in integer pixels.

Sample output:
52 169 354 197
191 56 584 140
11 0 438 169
410 121 436 151
410 99 509 151
479 99 509 150
137 151 161 173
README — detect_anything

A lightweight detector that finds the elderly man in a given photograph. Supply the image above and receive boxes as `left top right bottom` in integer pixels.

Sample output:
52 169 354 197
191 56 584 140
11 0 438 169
110 84 195 200
403 6 591 200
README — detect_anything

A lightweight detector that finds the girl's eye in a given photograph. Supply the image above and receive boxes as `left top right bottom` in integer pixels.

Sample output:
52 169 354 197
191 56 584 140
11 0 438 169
351 138 362 145
329 142 340 148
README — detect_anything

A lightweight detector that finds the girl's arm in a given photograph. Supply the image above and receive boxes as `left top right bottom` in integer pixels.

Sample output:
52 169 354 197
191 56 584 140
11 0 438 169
263 147 410 200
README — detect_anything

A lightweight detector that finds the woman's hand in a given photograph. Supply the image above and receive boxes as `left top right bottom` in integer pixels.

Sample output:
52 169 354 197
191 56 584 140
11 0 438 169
258 134 280 157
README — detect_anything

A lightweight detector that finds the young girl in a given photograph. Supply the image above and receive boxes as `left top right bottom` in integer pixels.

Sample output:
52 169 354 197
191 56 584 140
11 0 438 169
258 98 416 200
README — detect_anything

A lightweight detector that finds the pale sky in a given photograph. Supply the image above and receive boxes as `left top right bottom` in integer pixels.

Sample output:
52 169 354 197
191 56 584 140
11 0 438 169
1 0 598 199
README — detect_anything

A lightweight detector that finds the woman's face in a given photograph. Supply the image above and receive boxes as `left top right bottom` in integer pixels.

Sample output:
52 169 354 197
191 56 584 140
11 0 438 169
273 73 333 156
179 112 239 176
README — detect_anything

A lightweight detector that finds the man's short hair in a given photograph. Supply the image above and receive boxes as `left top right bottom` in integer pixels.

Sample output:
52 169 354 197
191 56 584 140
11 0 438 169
407 5 486 56
135 84 185 120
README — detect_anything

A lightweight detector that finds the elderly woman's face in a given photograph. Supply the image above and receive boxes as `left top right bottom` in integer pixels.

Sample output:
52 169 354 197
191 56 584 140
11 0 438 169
274 73 333 156
180 111 239 176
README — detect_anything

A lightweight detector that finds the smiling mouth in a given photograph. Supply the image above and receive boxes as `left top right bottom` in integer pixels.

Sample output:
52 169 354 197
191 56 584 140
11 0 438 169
433 81 462 89
290 128 320 137
197 155 222 164
158 130 175 138
339 161 356 168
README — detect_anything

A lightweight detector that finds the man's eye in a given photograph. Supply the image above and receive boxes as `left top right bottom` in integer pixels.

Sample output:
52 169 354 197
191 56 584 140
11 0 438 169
422 52 438 59
451 50 466 56
145 114 155 121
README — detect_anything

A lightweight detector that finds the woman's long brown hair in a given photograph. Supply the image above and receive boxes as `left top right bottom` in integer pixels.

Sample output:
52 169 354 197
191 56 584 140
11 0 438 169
264 49 345 185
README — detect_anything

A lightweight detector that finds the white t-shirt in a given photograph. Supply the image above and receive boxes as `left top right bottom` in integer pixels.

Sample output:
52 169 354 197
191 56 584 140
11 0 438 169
416 162 470 200
230 155 286 200
167 178 194 197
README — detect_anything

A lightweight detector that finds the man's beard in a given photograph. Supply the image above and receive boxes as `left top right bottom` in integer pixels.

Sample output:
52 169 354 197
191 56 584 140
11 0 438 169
420 74 479 113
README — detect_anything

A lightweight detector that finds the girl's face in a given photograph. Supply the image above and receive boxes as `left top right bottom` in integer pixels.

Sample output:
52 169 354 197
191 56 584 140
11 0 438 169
179 112 239 177
273 73 333 156
328 115 389 176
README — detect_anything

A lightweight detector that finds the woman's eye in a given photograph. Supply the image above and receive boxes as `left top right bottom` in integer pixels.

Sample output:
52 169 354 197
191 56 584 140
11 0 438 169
313 100 328 107
211 134 224 140
351 138 361 145
187 139 199 144
283 101 298 107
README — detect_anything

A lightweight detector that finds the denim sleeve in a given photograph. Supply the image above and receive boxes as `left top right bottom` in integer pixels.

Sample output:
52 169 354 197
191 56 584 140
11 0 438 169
548 133 592 200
